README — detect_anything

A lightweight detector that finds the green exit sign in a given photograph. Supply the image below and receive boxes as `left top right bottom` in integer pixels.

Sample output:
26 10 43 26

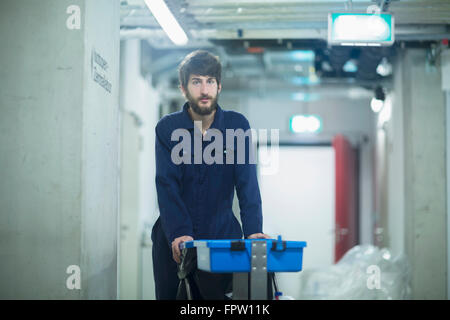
328 12 394 46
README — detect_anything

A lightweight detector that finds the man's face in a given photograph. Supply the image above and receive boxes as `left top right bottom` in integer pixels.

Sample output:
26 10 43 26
182 74 221 116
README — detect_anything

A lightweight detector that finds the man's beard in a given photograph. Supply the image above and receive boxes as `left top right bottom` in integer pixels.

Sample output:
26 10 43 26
186 91 219 116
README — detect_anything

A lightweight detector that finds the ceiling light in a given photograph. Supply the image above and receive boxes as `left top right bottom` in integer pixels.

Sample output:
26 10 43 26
343 59 358 72
376 57 393 76
321 61 333 72
371 98 384 113
144 0 188 46
371 86 386 113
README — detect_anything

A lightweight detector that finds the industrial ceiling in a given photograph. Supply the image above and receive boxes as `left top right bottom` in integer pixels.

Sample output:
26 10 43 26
119 0 450 88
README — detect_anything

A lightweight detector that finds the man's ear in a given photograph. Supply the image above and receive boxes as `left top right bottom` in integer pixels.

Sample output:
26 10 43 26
179 85 187 98
218 83 222 93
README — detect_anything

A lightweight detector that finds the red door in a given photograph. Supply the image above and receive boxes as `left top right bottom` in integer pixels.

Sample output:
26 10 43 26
332 135 358 263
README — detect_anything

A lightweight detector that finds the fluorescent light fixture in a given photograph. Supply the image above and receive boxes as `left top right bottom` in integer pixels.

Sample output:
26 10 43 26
294 64 303 72
290 115 323 133
328 12 394 46
144 0 188 46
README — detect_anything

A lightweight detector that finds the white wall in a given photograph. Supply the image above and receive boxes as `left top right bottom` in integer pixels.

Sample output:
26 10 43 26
220 91 375 246
118 39 160 300
258 146 335 299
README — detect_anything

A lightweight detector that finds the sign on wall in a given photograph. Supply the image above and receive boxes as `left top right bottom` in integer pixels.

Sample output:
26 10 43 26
328 12 395 46
91 48 112 93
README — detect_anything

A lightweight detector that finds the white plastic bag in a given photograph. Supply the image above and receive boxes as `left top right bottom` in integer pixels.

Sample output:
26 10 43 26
299 245 411 300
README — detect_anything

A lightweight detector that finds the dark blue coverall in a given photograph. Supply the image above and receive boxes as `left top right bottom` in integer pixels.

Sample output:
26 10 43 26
151 102 263 300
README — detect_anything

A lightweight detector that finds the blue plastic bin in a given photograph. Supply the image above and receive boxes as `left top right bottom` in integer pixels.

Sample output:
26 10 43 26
184 238 307 273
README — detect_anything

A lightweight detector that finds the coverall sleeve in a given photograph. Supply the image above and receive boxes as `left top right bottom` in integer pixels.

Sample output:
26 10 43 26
155 124 194 244
234 117 263 238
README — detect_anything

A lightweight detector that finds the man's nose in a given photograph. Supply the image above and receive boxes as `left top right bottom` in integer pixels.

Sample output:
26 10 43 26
200 82 208 95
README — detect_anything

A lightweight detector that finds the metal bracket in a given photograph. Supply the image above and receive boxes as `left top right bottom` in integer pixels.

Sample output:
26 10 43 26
232 240 268 300
250 241 268 300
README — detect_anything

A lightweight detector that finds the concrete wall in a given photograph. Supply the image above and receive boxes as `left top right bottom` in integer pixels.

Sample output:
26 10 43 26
0 0 120 299
403 49 447 300
443 49 450 300
385 48 447 299
383 55 406 256
81 0 120 299
446 89 450 300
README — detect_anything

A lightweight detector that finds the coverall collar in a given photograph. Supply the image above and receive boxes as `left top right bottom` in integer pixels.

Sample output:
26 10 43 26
181 102 225 133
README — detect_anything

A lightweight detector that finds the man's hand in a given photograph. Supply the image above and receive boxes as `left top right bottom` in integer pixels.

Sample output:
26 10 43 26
171 235 194 264
247 233 271 239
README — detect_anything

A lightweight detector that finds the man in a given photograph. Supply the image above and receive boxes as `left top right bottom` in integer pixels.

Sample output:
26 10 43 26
152 50 269 300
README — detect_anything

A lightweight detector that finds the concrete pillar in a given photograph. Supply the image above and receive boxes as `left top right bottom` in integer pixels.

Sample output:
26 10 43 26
400 49 447 299
441 49 450 300
118 39 160 300
384 56 406 257
0 0 120 299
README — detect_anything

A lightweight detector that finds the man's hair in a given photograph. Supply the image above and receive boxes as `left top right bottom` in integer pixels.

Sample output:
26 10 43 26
178 50 222 89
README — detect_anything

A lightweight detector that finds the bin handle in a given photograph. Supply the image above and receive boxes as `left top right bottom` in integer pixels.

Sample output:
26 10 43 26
271 235 286 251
230 240 246 251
